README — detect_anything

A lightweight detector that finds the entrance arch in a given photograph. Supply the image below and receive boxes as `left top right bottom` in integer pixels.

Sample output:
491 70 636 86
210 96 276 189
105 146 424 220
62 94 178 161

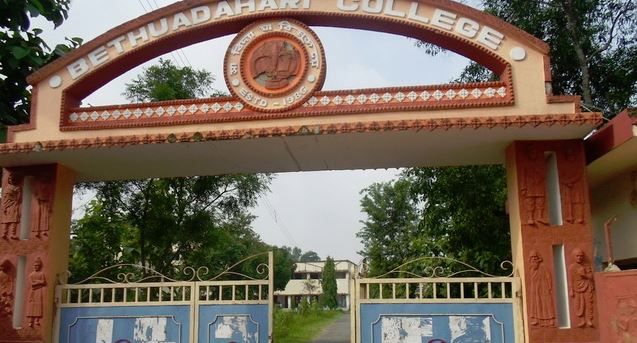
0 1 602 342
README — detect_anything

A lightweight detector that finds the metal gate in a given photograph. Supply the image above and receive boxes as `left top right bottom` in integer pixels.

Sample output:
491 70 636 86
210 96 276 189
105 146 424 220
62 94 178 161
54 252 273 343
351 257 523 343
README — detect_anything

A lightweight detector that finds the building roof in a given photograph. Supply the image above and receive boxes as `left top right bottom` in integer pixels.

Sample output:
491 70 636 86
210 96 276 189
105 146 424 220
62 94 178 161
293 260 357 273
586 108 637 187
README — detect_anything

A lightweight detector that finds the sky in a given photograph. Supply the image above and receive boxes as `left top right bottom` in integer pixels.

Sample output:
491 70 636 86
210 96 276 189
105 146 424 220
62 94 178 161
37 0 473 262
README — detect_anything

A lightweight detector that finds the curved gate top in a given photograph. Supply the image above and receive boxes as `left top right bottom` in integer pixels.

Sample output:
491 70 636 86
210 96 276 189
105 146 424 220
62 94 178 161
2 0 600 181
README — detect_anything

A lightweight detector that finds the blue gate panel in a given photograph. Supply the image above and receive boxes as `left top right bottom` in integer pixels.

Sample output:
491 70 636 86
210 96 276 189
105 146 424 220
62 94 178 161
197 304 268 343
58 305 190 343
360 303 515 343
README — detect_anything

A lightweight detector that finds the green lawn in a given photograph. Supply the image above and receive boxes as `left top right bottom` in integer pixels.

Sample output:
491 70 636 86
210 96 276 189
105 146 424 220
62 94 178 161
273 307 344 343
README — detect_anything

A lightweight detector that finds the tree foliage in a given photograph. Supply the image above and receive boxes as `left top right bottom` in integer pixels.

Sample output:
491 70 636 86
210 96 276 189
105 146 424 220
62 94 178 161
358 166 510 276
123 58 221 102
320 257 338 309
450 0 637 115
406 166 510 272
0 0 82 125
71 175 271 280
357 180 421 276
482 0 636 115
272 246 298 291
299 251 321 262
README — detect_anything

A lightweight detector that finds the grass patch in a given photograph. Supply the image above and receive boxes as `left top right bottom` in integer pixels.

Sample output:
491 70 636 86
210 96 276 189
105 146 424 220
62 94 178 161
274 304 344 343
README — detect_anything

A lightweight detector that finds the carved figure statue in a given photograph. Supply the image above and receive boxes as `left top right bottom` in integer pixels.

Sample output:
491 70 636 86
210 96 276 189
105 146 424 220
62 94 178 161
614 297 637 342
569 248 595 328
0 260 14 317
26 257 46 327
560 148 585 224
520 146 547 225
250 40 301 89
31 179 53 238
1 173 22 240
528 250 556 327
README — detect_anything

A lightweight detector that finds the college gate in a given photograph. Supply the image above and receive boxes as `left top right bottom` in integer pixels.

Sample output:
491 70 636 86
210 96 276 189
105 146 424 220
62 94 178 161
0 0 604 342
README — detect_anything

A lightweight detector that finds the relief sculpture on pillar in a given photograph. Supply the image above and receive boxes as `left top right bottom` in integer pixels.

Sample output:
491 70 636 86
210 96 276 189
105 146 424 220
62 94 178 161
560 148 585 224
569 248 595 328
521 146 547 226
31 177 53 239
613 297 637 342
1 172 22 240
26 257 46 328
528 250 556 327
0 259 14 317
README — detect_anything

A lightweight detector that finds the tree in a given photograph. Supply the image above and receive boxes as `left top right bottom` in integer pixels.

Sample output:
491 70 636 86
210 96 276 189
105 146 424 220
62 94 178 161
70 61 271 280
357 180 421 276
406 166 510 273
482 0 636 115
299 251 321 262
272 246 297 290
320 257 338 309
123 58 222 102
72 175 271 280
358 167 510 276
0 0 81 126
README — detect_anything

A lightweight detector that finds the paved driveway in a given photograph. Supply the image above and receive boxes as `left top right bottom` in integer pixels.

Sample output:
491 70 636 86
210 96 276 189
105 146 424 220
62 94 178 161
310 312 351 343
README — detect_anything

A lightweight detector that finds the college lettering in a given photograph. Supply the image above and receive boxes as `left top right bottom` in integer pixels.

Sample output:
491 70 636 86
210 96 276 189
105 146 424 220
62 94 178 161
65 0 505 81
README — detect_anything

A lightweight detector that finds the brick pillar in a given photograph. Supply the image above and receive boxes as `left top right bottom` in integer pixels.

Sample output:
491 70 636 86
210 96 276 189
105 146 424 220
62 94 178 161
506 140 599 342
0 165 75 343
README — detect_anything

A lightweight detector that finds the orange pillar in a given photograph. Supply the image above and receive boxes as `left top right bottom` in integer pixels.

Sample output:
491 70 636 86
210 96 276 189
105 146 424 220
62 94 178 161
0 164 75 343
506 140 599 342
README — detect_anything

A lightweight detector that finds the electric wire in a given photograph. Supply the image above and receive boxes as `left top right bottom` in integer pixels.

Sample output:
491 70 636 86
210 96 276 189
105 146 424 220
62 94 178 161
262 197 299 248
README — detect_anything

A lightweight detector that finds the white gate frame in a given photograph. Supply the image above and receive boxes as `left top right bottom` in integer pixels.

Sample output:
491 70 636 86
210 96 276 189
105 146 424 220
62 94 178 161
53 251 274 343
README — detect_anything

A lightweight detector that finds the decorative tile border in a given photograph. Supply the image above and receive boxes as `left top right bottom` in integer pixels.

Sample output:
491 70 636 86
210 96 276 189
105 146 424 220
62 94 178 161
62 82 513 131
3 113 601 155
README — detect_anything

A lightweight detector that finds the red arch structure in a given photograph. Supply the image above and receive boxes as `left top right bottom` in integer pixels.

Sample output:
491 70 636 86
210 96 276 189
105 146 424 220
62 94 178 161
0 1 607 342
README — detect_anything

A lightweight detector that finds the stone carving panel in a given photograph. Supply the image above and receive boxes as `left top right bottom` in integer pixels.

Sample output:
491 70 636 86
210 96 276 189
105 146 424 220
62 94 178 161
559 147 586 224
1 171 22 240
569 248 595 328
528 250 556 327
26 257 46 328
520 145 547 226
0 259 15 318
30 176 54 239
613 296 637 342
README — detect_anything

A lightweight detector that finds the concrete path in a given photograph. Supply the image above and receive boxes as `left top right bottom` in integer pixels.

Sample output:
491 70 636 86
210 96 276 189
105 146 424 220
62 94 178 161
311 312 351 343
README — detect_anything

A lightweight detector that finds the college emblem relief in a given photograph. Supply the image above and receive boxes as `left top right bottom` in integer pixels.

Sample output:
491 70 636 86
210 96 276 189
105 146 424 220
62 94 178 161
224 19 326 112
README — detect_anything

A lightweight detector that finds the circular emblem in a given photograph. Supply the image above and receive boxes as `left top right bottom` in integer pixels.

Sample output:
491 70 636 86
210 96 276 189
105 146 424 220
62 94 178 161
224 19 326 112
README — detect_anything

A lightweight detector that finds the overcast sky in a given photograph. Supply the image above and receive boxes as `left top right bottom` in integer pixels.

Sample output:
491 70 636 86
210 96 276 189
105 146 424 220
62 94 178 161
39 0 473 262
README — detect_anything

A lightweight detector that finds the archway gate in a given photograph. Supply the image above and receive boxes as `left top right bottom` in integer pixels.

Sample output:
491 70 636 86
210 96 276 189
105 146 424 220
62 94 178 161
0 0 602 342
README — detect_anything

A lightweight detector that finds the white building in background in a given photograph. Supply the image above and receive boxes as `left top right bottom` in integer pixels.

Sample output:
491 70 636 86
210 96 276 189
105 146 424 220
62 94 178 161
274 260 356 310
